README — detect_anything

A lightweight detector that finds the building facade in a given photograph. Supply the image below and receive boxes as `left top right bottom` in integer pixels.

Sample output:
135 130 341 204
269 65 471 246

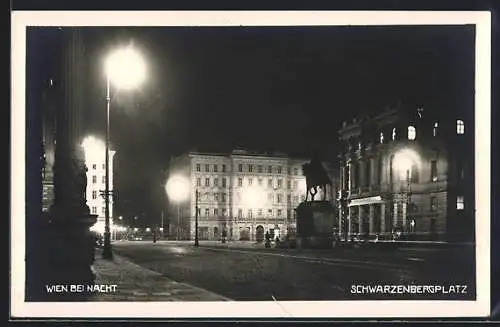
168 149 337 242
337 105 474 242
82 137 116 231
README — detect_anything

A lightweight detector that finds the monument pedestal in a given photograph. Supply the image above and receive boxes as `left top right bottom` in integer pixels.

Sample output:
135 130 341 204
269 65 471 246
295 201 335 249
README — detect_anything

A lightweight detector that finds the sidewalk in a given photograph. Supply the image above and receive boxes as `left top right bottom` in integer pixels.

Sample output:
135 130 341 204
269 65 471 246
90 249 231 301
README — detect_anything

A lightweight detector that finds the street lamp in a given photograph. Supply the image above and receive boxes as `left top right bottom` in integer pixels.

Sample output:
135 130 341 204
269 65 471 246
242 186 266 241
165 175 190 241
102 46 146 260
393 149 420 236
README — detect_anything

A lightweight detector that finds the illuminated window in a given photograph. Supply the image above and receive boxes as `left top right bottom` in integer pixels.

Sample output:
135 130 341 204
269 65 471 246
433 122 439 137
457 196 465 210
408 126 416 140
457 120 465 134
380 132 384 144
392 128 397 140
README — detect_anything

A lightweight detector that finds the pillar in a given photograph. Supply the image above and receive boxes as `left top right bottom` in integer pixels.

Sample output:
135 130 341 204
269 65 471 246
369 204 375 235
358 206 364 235
347 206 352 237
380 202 386 235
32 28 97 301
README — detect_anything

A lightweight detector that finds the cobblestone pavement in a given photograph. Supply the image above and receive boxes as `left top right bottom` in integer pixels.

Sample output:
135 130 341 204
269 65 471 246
90 250 231 301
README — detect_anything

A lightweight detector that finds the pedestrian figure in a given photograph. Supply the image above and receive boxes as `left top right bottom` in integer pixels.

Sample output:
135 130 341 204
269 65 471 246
221 229 227 243
265 231 271 248
153 229 157 243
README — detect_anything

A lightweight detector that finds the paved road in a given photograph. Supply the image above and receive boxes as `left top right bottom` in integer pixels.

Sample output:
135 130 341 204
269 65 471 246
111 241 476 301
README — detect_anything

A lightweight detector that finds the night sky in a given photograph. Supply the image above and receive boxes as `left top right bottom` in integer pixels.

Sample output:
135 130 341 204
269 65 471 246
30 25 475 226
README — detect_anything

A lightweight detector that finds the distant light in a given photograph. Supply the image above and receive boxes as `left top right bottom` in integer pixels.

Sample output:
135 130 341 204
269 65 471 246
133 227 138 232
166 175 190 202
146 228 151 232
49 79 53 87
393 148 420 178
159 227 164 232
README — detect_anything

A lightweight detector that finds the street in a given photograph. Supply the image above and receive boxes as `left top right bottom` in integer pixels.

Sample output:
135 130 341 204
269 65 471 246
110 241 476 301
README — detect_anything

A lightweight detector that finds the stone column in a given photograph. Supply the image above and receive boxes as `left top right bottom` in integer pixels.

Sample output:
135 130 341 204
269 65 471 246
36 28 97 301
380 202 386 235
369 204 375 235
358 206 364 235
347 206 352 238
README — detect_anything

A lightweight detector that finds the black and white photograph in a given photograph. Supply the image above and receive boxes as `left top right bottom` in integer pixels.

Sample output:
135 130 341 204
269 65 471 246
11 11 491 319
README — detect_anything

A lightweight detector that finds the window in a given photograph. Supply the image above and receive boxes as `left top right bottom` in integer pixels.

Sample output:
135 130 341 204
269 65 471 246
380 132 384 144
258 178 263 186
214 208 219 216
408 126 416 141
277 166 282 174
457 120 465 134
214 193 219 201
293 168 298 175
430 160 438 182
222 164 226 172
268 179 273 188
214 178 219 186
430 196 437 211
196 178 201 187
277 209 283 217
287 209 291 218
92 190 97 199
238 164 243 172
392 128 397 140
205 178 210 187
213 164 218 172
287 180 291 189
248 209 253 218
102 176 106 184
196 164 201 172
258 209 263 217
287 194 291 203
277 194 283 203
222 178 227 187
92 206 97 214
221 193 226 202
222 208 227 216
433 122 439 137
248 165 253 172
292 181 298 190
267 209 273 217
205 164 210 172
267 166 272 174
277 179 283 188
238 209 243 218
457 196 465 210
205 208 210 217
238 178 243 187
92 164 97 170
287 167 291 175
258 165 263 173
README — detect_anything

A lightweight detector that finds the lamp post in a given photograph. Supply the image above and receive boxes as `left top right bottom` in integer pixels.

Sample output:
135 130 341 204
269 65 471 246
195 189 199 247
166 175 190 242
102 46 146 260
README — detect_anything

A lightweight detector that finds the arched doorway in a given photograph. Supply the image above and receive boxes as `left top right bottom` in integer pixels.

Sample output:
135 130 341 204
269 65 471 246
239 227 250 241
255 225 264 242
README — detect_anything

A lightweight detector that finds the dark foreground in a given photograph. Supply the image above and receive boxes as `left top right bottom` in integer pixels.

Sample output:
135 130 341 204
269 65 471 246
111 240 476 301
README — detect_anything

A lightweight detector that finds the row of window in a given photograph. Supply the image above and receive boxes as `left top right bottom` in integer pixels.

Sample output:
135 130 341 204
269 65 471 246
90 206 107 215
379 120 465 145
195 163 302 175
196 207 294 218
196 177 300 189
90 163 107 170
197 191 303 203
91 175 108 184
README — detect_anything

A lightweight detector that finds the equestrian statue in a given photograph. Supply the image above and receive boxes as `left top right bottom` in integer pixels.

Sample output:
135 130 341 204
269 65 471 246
302 152 332 202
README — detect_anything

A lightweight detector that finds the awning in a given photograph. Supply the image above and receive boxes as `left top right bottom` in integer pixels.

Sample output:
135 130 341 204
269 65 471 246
348 196 385 207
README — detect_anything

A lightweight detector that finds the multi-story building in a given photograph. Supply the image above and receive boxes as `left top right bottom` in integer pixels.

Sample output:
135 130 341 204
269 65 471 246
167 149 338 242
337 104 474 242
81 136 116 231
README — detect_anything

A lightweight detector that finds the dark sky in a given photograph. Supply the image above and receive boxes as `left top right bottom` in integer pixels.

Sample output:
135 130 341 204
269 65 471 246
31 25 475 225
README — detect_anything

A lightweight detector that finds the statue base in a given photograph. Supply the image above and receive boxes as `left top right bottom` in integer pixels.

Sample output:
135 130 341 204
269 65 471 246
295 201 335 249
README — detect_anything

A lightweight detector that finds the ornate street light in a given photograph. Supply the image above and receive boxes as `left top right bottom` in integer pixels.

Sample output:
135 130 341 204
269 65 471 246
102 46 147 260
